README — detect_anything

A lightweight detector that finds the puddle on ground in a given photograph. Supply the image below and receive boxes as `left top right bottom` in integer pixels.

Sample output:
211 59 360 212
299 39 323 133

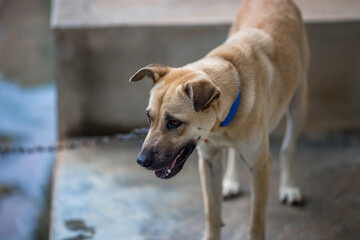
0 185 20 198
64 219 95 240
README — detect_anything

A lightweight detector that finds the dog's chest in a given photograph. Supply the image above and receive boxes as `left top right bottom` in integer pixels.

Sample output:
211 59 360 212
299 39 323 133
206 130 235 148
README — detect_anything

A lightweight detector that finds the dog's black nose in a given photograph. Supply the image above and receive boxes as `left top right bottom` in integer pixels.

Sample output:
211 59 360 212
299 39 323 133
137 153 152 168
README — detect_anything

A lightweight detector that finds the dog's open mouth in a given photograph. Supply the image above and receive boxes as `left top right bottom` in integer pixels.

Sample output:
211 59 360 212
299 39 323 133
154 142 196 179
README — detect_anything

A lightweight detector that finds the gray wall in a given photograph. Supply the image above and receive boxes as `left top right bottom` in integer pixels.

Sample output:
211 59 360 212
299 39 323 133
0 0 53 86
54 22 360 138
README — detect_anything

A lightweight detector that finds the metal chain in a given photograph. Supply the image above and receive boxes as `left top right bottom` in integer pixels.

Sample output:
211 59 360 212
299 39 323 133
0 128 148 156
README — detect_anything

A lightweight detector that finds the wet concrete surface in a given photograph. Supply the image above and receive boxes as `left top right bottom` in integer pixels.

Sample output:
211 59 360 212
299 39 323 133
0 76 56 240
52 133 360 240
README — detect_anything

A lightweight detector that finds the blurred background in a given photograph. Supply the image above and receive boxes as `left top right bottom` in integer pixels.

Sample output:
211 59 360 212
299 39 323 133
0 0 359 240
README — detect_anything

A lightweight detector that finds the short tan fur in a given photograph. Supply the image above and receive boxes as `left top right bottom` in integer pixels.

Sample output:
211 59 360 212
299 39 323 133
130 0 309 239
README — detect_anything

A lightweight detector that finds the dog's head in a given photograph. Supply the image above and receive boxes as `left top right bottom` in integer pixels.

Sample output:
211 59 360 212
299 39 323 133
130 64 221 179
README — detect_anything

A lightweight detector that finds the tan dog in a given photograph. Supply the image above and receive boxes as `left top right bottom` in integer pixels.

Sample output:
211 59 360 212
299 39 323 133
130 0 309 239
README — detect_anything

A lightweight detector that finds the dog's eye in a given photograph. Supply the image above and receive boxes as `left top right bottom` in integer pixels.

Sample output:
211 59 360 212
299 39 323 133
167 119 183 129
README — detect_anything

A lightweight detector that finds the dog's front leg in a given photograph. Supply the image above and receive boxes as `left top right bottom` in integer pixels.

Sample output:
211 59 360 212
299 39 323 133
247 151 271 240
197 144 223 240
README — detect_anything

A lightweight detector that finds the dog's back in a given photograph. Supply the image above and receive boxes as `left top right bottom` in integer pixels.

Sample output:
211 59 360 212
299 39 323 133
230 0 304 39
230 0 309 76
206 0 309 133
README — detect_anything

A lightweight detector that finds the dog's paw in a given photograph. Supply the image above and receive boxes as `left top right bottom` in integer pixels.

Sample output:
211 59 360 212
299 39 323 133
222 179 241 199
279 186 304 205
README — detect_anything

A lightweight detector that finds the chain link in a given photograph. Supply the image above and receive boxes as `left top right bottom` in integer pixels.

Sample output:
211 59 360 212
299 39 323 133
0 128 148 156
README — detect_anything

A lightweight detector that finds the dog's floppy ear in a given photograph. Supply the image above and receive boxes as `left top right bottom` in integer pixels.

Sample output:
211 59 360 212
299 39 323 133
129 64 170 83
184 79 220 112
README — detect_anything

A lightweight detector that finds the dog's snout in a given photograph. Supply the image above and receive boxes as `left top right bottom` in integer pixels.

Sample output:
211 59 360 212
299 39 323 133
137 152 152 168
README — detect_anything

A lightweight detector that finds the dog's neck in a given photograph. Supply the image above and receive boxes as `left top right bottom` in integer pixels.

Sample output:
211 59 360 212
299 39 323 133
189 57 242 131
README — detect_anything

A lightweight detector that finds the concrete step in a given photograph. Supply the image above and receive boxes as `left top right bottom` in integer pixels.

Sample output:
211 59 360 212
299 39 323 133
50 135 360 240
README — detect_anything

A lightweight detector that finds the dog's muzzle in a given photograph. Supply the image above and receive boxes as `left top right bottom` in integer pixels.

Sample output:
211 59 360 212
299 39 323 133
136 142 196 179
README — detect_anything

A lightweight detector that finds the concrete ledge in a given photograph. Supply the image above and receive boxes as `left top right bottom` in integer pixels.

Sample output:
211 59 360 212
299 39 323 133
51 0 360 28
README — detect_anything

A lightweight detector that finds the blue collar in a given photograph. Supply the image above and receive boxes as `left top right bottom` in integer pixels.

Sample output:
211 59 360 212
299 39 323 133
220 87 241 127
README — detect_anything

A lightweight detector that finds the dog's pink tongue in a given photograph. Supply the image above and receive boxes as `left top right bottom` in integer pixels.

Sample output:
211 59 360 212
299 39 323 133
170 157 177 169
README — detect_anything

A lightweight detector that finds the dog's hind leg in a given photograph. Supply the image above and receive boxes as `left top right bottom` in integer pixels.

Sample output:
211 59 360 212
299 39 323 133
198 144 223 240
222 148 242 199
279 77 308 205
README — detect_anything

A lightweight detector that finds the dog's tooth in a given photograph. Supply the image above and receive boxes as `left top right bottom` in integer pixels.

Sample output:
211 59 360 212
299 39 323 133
167 169 171 174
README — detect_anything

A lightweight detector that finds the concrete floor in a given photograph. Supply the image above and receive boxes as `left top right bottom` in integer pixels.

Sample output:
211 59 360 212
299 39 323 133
51 133 360 240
